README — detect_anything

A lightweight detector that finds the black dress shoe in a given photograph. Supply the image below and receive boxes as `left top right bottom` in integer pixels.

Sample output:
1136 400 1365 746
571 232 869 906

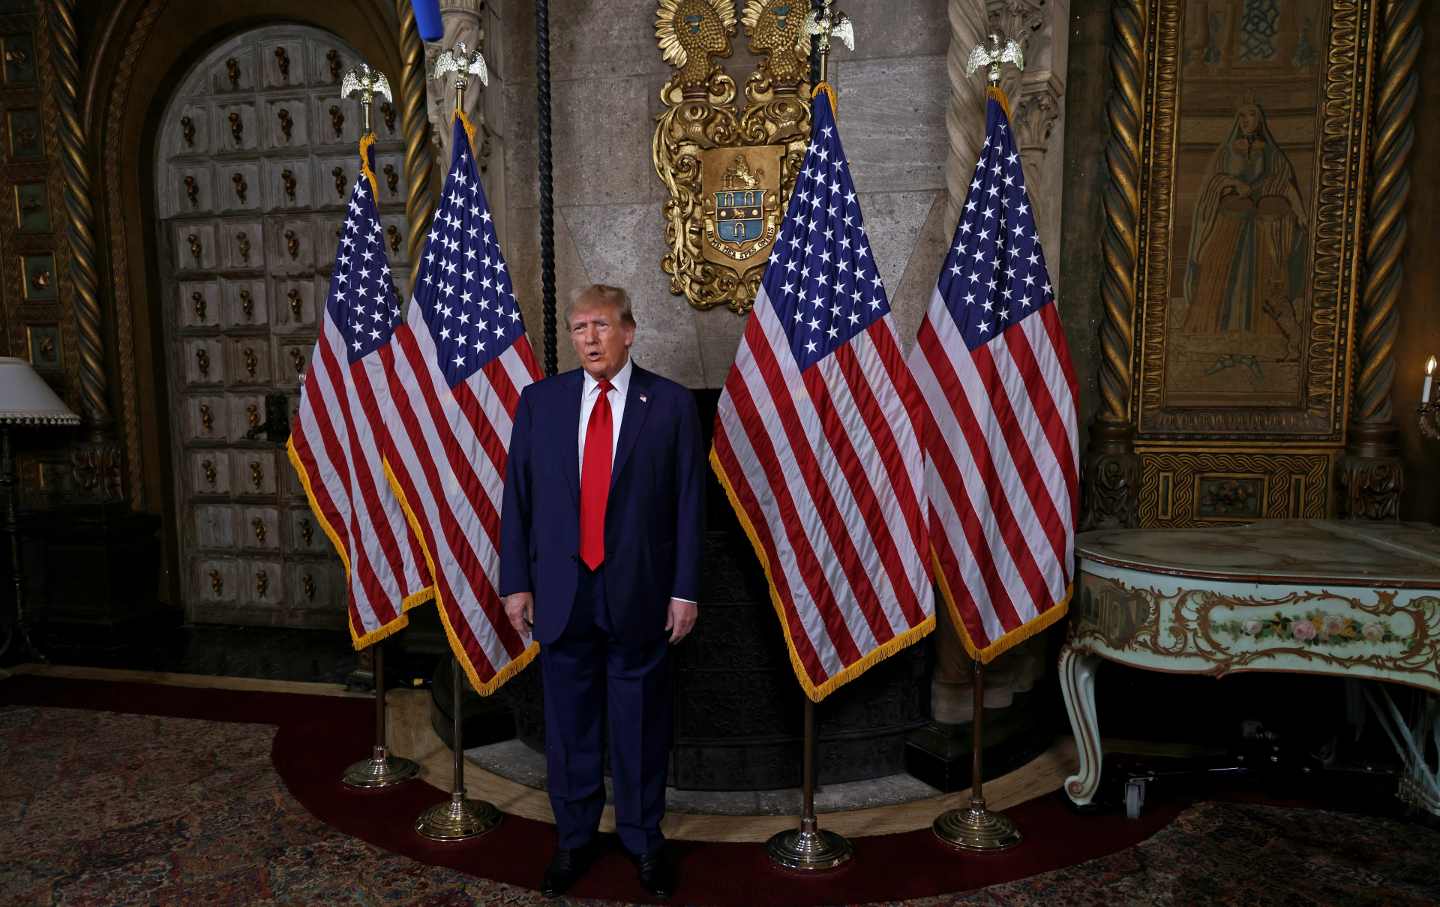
541 845 593 898
633 848 675 899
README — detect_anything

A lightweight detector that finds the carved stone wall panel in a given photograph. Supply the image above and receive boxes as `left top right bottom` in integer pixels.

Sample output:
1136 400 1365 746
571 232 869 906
227 336 272 386
212 50 257 95
270 277 318 334
241 558 284 606
310 94 359 148
263 98 309 150
173 223 218 272
219 163 261 214
265 158 310 210
1137 449 1331 528
288 507 323 554
169 165 213 218
194 504 237 550
174 103 210 156
259 38 306 90
312 154 356 208
185 395 227 443
213 101 259 153
240 505 281 552
372 150 407 207
267 216 314 271
177 279 220 330
274 340 311 390
226 391 267 441
194 558 239 606
287 561 343 610
311 42 351 90
182 337 225 386
189 450 231 496
221 279 267 328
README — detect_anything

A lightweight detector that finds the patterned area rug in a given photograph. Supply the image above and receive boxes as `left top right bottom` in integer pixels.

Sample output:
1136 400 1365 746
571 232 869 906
2 704 1438 906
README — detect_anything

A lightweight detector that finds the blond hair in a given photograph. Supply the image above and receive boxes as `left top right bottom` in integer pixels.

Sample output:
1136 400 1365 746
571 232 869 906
565 284 635 329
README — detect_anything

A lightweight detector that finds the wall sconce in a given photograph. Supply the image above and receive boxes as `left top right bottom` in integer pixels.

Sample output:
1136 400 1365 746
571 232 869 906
1418 355 1439 441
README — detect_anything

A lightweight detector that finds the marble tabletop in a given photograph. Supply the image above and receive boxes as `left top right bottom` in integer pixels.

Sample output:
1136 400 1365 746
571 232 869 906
1076 519 1440 588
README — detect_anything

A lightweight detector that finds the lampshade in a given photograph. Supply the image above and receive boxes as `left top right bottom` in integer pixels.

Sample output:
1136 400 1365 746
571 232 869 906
0 356 80 425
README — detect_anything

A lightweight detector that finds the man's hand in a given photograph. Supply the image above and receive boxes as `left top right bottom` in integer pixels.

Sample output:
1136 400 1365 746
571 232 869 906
665 598 698 644
504 592 534 640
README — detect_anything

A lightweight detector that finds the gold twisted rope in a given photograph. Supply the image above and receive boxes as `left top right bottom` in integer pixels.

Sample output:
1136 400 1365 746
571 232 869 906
1356 0 1419 425
397 0 435 298
52 0 108 426
1096 0 1144 427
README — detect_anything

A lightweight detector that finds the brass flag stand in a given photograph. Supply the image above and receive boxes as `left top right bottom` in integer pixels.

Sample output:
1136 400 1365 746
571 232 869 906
765 2 859 873
415 654 503 840
342 641 420 788
932 659 1022 850
766 698 854 870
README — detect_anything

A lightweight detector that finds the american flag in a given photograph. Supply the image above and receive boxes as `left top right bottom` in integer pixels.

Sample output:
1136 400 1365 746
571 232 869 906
287 136 435 648
712 90 935 702
908 89 1079 661
381 115 542 694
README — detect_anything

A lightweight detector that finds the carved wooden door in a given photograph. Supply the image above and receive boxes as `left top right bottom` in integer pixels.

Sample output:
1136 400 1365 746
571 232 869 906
154 25 411 627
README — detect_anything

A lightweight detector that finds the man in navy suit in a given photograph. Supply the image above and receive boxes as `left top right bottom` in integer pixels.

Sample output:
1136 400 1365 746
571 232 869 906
500 284 703 899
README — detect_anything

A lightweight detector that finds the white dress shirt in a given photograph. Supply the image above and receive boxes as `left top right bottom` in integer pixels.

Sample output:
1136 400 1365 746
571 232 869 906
575 357 693 605
578 356 632 472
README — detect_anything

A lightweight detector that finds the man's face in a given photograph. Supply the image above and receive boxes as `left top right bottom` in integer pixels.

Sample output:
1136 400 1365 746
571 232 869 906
568 300 635 380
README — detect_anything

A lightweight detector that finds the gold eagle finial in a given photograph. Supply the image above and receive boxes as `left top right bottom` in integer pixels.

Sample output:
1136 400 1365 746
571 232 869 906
966 33 1024 84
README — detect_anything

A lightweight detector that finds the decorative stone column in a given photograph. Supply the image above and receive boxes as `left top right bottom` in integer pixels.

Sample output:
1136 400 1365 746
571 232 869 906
423 0 490 170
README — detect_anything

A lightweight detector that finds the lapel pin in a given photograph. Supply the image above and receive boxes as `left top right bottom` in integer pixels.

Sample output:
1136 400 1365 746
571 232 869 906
639 393 648 403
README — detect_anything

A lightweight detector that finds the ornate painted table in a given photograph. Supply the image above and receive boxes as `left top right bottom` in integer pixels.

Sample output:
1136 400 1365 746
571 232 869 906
1061 519 1440 814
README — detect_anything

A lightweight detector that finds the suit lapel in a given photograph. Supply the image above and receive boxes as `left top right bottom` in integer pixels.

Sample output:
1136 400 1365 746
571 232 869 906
611 365 653 491
562 370 584 505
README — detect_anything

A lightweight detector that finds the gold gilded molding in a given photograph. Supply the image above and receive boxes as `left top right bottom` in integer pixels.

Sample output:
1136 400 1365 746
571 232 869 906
653 0 810 314
1137 450 1329 528
1096 0 1143 429
51 0 108 430
1354 0 1418 428
102 1 165 507
1133 1 1377 440
1073 571 1440 690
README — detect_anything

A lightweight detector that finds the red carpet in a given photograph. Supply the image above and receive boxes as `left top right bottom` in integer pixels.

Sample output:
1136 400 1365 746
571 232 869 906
1 674 1183 904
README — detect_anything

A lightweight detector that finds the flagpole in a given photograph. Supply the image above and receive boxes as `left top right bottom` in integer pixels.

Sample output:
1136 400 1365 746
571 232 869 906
766 3 858 871
766 697 854 870
927 29 1032 853
342 641 422 788
335 63 417 791
932 658 1022 849
415 655 503 840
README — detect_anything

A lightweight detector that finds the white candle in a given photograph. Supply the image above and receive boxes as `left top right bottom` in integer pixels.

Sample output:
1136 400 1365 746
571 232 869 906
1425 356 1436 404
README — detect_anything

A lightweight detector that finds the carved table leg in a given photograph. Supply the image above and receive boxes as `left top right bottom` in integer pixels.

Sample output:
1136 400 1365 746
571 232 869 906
1060 643 1103 806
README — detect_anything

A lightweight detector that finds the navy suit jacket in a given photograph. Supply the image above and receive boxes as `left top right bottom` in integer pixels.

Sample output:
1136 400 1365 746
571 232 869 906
499 364 705 646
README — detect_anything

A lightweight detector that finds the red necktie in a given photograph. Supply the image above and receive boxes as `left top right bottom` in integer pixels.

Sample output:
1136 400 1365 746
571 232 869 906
579 379 613 570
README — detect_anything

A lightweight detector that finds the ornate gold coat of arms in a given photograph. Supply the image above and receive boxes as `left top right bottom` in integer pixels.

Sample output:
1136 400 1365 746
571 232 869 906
653 0 812 313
